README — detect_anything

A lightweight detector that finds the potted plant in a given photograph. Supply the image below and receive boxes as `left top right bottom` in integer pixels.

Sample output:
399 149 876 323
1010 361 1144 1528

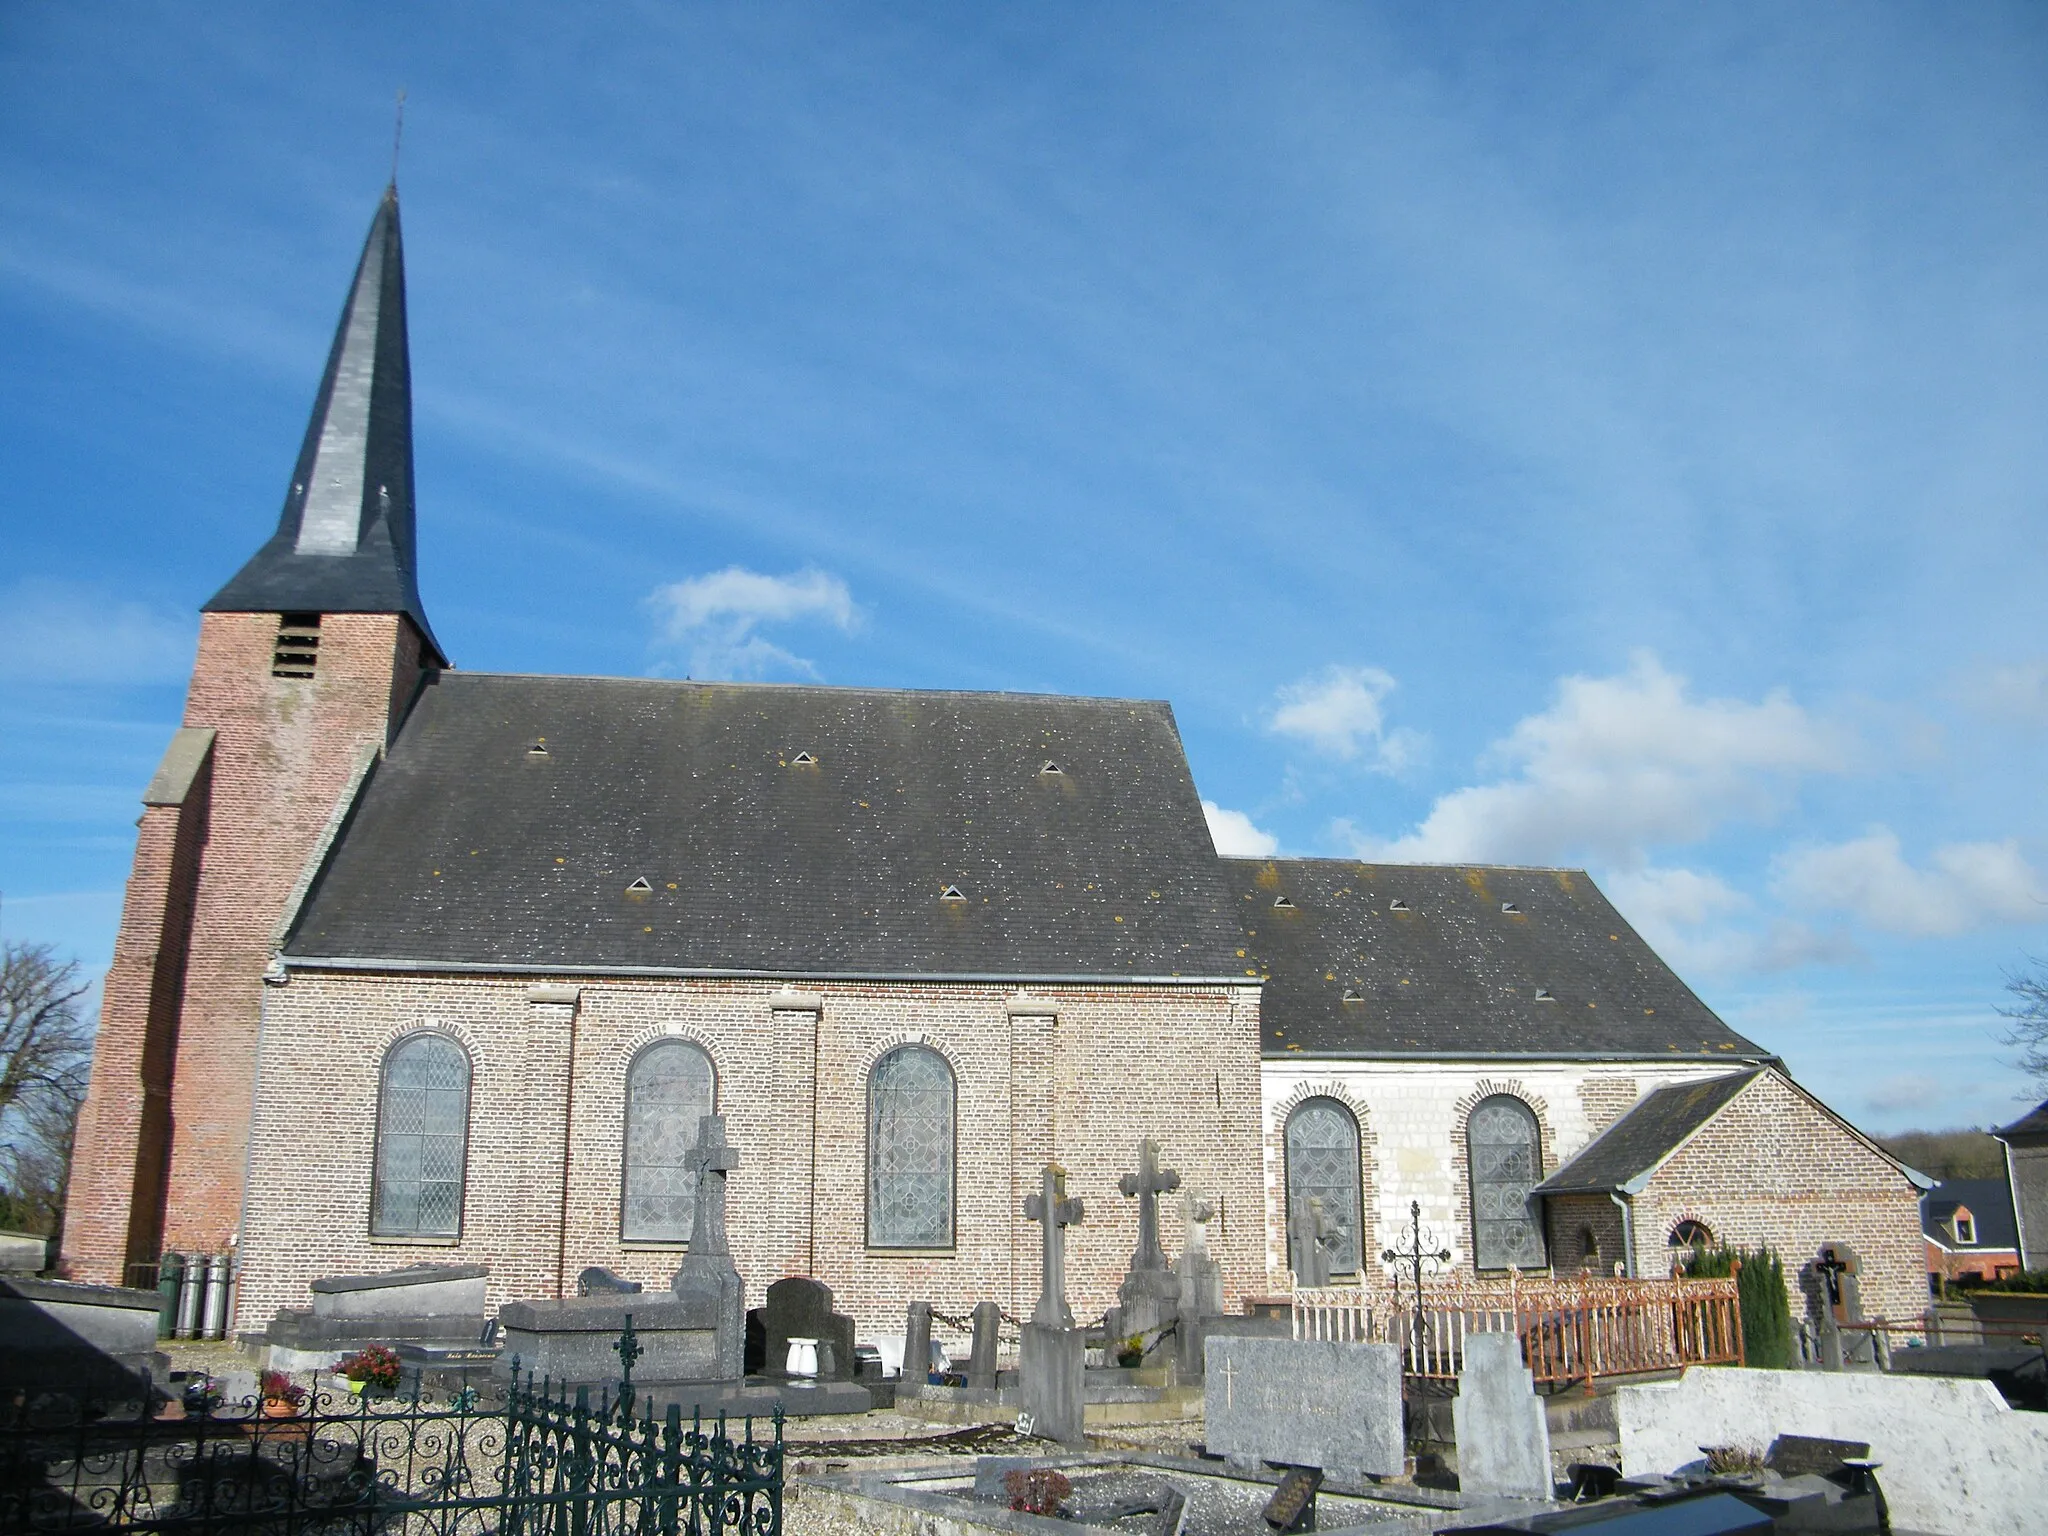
259 1370 307 1418
335 1344 403 1398
1116 1332 1146 1368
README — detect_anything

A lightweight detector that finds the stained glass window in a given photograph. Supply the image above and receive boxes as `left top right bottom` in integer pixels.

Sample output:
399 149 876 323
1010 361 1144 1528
622 1040 717 1242
371 1033 470 1238
1468 1095 1547 1270
868 1046 954 1248
1285 1098 1363 1275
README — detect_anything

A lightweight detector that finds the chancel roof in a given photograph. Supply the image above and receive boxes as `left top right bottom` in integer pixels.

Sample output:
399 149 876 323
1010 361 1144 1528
1226 858 1767 1059
1535 1072 1762 1195
285 672 1248 979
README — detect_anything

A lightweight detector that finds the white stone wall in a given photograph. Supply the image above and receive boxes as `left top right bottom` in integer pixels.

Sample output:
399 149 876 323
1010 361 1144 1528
1257 1058 1735 1288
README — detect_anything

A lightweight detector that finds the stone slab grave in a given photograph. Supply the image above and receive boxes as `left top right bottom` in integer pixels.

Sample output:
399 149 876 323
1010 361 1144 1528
0 1276 168 1394
1203 1335 1403 1484
264 1262 490 1374
1451 1333 1552 1500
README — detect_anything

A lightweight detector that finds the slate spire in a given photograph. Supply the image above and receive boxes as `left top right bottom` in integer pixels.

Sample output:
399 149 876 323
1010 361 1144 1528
204 185 445 664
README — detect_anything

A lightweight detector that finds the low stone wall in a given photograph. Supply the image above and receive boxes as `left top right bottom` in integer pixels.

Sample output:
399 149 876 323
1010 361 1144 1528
1616 1366 2048 1536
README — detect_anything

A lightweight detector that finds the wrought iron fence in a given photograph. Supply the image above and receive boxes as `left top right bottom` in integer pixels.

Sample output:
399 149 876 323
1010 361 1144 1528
0 1336 781 1535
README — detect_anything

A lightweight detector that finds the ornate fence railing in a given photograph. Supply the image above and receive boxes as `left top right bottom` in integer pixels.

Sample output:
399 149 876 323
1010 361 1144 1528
0 1351 781 1534
1293 1272 1743 1387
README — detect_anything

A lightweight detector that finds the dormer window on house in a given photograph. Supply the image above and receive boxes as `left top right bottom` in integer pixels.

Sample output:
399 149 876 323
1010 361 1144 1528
1954 1210 1976 1245
271 613 321 679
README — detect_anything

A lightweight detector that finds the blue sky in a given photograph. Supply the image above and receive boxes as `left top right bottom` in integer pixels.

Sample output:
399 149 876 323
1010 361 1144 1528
3 3 2045 1132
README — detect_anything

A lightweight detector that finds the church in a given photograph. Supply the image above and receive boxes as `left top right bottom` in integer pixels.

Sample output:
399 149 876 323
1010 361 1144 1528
62 188 1928 1343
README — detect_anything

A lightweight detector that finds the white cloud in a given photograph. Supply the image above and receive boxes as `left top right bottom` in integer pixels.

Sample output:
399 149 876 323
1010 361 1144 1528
1203 800 1279 858
1356 652 1846 866
1601 864 1858 979
1267 665 1426 771
0 580 192 685
647 567 858 680
1773 828 2045 938
1965 659 2048 726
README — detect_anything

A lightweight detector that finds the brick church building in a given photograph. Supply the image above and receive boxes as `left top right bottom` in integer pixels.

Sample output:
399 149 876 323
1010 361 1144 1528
63 188 1928 1340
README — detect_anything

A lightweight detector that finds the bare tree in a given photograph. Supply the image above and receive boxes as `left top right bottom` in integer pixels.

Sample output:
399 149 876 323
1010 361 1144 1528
0 942 93 1234
2000 958 2048 1098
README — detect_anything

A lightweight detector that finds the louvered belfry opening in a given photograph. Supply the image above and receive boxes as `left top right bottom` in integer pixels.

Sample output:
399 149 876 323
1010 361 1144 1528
271 612 322 679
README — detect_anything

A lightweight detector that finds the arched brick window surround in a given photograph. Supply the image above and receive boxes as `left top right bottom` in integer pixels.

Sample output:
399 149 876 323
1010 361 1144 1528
866 1044 957 1251
1451 1081 1553 1273
620 1038 718 1243
1283 1097 1368 1277
1267 1082 1378 1281
370 1030 473 1240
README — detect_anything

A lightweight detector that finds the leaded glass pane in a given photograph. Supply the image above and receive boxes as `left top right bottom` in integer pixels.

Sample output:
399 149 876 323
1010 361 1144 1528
868 1046 954 1248
1285 1098 1363 1274
622 1040 716 1242
372 1034 470 1238
1468 1096 1546 1270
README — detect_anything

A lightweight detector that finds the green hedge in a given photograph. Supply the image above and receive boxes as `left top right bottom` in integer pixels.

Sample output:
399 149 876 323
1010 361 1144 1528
1954 1267 2048 1295
1681 1244 1795 1369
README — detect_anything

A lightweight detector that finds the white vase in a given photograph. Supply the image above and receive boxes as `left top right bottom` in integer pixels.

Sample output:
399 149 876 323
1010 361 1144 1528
785 1337 819 1379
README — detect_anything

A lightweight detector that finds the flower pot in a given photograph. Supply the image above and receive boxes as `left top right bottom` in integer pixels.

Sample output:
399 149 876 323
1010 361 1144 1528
260 1399 301 1419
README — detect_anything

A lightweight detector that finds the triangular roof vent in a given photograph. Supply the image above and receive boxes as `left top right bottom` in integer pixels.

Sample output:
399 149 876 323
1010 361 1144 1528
1341 987 1364 1004
1500 901 1521 915
1534 987 1556 1003
527 741 549 756
939 884 967 901
1040 760 1065 775
1388 898 1411 912
625 877 653 893
1273 895 1296 908
790 750 817 765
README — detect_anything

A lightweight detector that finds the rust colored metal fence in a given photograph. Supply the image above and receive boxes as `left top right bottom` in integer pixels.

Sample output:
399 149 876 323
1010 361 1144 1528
1293 1272 1744 1387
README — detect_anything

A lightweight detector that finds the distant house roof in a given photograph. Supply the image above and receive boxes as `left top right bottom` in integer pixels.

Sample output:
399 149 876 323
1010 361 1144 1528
1995 1100 2048 1144
1224 859 1767 1059
286 672 1248 981
1922 1178 2021 1252
1535 1072 1762 1196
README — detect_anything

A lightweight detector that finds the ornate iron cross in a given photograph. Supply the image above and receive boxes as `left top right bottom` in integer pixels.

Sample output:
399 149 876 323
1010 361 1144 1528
614 1313 643 1404
1382 1199 1451 1359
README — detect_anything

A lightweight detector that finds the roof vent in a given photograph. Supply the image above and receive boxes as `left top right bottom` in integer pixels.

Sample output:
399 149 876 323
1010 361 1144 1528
790 750 817 766
1341 987 1364 1004
1534 988 1556 1003
527 741 549 756
1273 895 1296 909
625 877 653 893
939 884 967 902
1500 901 1521 915
1388 898 1411 913
1040 760 1065 775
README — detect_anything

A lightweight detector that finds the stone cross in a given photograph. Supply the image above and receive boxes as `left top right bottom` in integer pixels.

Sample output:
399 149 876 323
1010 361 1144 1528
1023 1164 1086 1328
1182 1188 1217 1258
1118 1138 1182 1273
1288 1196 1336 1289
1217 1352 1239 1408
686 1115 740 1257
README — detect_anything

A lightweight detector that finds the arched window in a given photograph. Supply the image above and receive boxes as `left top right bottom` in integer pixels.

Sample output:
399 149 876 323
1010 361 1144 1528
1467 1095 1546 1270
1668 1219 1713 1253
621 1040 717 1242
1285 1097 1364 1276
868 1046 955 1248
371 1033 471 1239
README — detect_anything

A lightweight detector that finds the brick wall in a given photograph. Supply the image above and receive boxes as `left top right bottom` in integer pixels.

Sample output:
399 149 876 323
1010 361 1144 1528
62 611 425 1282
1544 1193 1628 1275
1634 1072 1925 1328
235 972 1266 1341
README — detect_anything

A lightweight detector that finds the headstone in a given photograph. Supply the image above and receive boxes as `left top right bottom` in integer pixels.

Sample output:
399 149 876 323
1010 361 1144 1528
968 1299 1002 1390
1287 1197 1334 1290
1020 1164 1087 1446
1204 1335 1403 1482
1450 1331 1552 1500
1175 1188 1225 1379
668 1114 746 1379
578 1267 643 1296
1110 1139 1184 1352
1807 1242 1867 1371
905 1301 934 1382
763 1276 856 1381
1263 1467 1323 1533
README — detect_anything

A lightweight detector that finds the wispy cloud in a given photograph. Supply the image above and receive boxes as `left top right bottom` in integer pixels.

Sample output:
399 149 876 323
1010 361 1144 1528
1267 665 1426 772
0 581 192 686
646 567 859 680
1774 829 2045 938
1203 800 1279 858
1350 653 1847 866
1962 659 2048 727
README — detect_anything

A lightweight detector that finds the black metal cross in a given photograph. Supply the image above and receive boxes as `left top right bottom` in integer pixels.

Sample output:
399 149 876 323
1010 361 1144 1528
614 1313 644 1400
1382 1199 1451 1360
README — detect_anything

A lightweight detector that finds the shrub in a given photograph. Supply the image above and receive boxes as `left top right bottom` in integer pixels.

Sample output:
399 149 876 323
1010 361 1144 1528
258 1369 306 1409
1004 1468 1071 1515
1953 1268 2048 1295
1703 1443 1764 1475
335 1345 403 1391
1682 1244 1794 1369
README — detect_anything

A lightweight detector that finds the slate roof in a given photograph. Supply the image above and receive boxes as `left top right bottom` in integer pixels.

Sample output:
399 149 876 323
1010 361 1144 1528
285 672 1249 979
1995 1100 2048 1144
1535 1072 1762 1194
1223 858 1768 1059
1921 1178 2020 1252
205 187 444 663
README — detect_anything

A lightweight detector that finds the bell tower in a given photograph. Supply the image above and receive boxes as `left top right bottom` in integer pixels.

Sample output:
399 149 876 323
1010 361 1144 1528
63 187 446 1284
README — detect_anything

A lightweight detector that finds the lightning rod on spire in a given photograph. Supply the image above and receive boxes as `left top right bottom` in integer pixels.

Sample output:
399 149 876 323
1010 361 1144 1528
391 87 407 186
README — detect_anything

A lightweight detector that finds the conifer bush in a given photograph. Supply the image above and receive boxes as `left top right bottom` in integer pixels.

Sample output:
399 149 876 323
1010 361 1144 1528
1681 1244 1794 1369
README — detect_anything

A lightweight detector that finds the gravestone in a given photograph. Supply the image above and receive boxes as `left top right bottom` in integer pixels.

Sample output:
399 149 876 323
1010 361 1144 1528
266 1263 489 1374
1807 1241 1868 1371
1108 1139 1183 1354
670 1115 746 1375
1020 1164 1087 1446
1175 1188 1226 1379
904 1301 935 1383
968 1299 1002 1390
1287 1198 1334 1290
763 1276 856 1381
1450 1331 1552 1500
1204 1334 1403 1482
578 1267 643 1295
